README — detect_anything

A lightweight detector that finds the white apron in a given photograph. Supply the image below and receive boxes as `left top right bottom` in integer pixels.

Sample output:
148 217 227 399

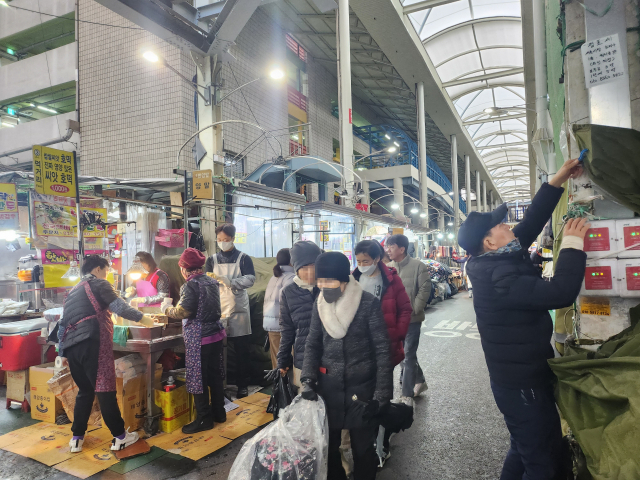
211 252 252 337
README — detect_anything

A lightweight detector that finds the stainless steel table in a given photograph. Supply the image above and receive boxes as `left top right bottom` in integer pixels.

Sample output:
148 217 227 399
38 334 184 435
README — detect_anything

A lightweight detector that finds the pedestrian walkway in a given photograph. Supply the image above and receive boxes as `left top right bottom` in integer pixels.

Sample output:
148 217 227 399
379 295 509 480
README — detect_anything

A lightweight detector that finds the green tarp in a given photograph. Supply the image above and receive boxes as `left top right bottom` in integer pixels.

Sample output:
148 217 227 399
549 305 640 480
573 124 640 214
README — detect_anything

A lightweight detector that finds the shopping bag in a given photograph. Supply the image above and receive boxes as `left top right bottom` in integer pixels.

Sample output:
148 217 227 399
228 396 329 480
266 373 295 420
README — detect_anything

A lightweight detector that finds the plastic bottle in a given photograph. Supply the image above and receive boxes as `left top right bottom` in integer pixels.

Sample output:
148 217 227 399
164 375 176 392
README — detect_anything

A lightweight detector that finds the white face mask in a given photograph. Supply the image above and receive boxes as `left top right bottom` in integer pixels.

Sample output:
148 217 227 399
218 241 234 252
359 263 377 276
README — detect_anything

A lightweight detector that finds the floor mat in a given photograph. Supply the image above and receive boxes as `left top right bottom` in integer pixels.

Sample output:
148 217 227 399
146 429 231 461
234 402 272 428
53 441 119 479
237 392 271 409
0 422 99 450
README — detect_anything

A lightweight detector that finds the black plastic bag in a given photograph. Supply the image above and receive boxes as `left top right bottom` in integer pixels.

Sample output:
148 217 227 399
266 373 295 420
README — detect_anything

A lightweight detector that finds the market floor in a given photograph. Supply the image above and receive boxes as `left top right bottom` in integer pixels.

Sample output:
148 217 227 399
0 294 509 479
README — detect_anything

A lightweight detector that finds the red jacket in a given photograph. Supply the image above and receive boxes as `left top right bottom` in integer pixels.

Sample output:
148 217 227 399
353 261 412 366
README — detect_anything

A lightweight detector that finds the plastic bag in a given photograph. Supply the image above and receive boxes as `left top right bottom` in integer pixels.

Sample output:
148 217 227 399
228 396 329 480
266 373 295 420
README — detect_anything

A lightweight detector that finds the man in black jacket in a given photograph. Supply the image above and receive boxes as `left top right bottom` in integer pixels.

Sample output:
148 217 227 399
459 158 588 480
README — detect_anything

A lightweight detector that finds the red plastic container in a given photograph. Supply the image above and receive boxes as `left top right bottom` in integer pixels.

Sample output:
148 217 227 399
0 319 48 371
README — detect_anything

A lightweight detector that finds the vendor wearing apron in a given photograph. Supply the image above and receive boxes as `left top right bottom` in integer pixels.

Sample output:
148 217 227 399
163 248 226 433
59 255 155 453
205 223 256 399
129 252 171 308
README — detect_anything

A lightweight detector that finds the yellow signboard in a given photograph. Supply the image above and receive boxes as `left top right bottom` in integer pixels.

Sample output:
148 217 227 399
193 169 213 200
32 146 77 198
33 195 106 238
580 297 611 316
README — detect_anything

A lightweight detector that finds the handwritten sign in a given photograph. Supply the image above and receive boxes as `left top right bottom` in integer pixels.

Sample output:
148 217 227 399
0 183 19 230
193 169 213 199
581 33 625 88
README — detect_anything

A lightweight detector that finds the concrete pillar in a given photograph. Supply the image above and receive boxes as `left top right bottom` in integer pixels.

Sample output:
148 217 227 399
437 212 445 232
417 82 429 227
490 190 494 212
482 180 487 213
450 135 459 241
464 155 471 216
361 180 370 208
196 55 224 255
475 170 481 212
393 177 404 218
336 0 354 204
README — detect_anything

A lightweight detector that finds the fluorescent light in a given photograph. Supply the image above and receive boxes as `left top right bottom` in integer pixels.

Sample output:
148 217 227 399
37 105 57 113
448 233 455 239
410 207 419 214
2 122 16 127
0 230 17 241
384 134 391 140
29 103 35 107
0 1 9 7
484 107 496 114
437 233 444 239
391 203 399 210
419 212 427 218
447 222 453 226
269 66 285 80
387 146 397 153
393 141 400 147
143 51 159 62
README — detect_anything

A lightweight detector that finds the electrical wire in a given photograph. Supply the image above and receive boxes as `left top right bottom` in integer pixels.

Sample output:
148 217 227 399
7 4 146 30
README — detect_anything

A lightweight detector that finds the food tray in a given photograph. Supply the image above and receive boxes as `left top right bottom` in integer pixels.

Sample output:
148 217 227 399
128 325 163 340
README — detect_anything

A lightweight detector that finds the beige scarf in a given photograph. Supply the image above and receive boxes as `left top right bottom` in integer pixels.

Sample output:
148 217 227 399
317 276 362 339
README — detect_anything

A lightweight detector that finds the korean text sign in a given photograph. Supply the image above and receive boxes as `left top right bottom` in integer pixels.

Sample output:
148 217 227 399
32 146 77 198
0 183 19 230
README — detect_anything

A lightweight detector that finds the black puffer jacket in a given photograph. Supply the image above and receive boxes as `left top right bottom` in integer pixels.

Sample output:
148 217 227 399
59 275 142 355
301 281 393 429
277 281 319 370
176 274 223 338
466 183 587 389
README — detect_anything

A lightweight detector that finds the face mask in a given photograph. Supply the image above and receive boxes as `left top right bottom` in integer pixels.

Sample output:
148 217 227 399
218 241 234 252
322 286 343 304
359 263 377 276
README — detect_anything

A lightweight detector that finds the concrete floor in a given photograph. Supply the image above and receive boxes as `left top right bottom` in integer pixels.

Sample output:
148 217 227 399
0 294 510 479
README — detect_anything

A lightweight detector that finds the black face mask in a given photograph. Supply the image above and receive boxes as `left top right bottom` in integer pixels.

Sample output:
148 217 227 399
322 286 343 304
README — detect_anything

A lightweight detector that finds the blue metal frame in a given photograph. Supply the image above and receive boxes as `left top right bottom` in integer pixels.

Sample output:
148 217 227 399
353 124 466 214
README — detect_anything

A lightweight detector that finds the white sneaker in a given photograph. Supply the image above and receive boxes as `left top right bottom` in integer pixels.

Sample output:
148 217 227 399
399 396 414 407
413 382 428 397
111 429 139 451
69 438 84 453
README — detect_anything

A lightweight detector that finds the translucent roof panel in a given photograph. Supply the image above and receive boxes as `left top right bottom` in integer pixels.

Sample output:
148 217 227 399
411 0 530 201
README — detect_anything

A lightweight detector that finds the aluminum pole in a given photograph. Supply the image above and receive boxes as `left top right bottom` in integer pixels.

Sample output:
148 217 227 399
464 154 471 217
450 135 459 240
336 0 354 204
417 82 429 227
475 170 481 212
482 180 487 213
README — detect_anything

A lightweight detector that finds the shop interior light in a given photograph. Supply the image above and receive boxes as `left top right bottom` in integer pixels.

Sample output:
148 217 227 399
126 257 148 281
387 146 397 153
448 233 455 239
143 51 159 63
419 212 427 218
391 203 399 210
0 230 18 241
447 222 453 226
37 105 57 114
62 261 81 281
437 233 444 239
269 65 285 80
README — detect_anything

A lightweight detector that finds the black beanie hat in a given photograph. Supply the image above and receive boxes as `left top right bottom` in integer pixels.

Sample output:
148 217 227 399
315 252 351 283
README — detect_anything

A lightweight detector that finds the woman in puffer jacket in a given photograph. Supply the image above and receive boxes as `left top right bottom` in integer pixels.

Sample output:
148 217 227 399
263 248 295 368
301 252 393 480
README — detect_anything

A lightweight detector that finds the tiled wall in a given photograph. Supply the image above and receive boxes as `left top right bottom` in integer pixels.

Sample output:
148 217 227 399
78 0 196 178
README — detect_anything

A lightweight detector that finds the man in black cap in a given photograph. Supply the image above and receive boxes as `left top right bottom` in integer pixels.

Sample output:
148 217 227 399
459 158 589 480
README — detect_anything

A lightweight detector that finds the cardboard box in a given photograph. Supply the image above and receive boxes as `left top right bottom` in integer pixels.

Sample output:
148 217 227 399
7 370 28 402
115 363 163 431
29 363 64 423
155 382 190 433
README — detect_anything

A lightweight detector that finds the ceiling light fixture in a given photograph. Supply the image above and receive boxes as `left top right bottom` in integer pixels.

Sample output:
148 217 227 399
387 146 397 153
384 134 391 140
269 65 285 80
61 261 81 281
37 105 57 113
419 212 427 218
143 51 159 63
391 203 399 210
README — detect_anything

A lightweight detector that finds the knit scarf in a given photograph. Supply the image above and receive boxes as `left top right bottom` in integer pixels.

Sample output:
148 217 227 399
478 239 522 257
317 276 362 339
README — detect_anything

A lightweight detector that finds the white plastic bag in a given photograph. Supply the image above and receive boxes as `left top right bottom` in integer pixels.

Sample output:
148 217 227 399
228 396 329 480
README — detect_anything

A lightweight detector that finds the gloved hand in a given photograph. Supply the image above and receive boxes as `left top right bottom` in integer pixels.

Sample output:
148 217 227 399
300 380 318 401
160 298 172 314
124 286 136 299
264 369 279 383
139 315 155 327
362 399 380 421
129 297 143 307
217 276 231 288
